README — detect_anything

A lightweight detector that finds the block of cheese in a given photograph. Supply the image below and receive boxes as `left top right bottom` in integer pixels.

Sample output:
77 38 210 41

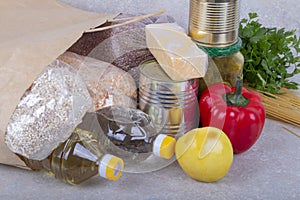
145 23 208 81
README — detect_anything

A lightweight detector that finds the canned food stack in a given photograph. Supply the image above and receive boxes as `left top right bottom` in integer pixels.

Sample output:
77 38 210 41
189 0 244 88
142 23 208 137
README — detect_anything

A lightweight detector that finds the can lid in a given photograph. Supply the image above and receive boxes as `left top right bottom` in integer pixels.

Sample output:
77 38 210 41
140 59 175 82
153 134 176 159
98 154 124 181
196 38 242 57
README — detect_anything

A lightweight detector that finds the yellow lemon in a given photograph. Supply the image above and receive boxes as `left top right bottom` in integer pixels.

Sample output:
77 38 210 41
175 127 233 182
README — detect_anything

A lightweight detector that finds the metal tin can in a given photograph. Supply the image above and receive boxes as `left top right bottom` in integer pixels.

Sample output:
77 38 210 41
138 60 199 137
189 0 240 47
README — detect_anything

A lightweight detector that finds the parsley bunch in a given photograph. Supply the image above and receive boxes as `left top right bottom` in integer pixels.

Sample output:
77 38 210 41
239 13 300 94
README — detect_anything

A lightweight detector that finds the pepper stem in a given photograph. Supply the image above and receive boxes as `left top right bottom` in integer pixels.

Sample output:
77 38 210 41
224 77 249 107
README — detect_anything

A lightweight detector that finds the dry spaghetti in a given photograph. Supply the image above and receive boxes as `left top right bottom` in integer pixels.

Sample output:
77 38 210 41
245 85 300 130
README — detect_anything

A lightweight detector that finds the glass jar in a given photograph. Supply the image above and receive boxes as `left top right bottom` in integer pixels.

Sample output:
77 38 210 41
198 38 244 92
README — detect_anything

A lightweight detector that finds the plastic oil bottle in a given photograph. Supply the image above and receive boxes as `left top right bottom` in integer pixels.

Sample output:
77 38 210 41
96 106 176 168
18 114 124 185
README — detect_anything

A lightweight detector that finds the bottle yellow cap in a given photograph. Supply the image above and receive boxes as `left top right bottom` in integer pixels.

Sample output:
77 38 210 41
153 134 176 159
98 154 124 181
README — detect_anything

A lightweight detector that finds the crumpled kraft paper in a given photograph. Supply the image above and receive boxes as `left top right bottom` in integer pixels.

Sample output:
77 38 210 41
0 0 116 169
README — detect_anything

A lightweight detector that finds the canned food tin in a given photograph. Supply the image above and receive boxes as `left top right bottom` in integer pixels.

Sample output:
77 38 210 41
189 0 240 47
139 60 199 137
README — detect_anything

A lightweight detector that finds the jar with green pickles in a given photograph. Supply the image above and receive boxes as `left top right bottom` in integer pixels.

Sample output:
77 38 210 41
197 38 244 92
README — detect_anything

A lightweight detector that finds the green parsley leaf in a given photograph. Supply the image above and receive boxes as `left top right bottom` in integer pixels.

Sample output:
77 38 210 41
239 13 300 94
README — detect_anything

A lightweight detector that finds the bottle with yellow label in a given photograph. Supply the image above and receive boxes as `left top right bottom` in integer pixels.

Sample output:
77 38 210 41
18 118 124 185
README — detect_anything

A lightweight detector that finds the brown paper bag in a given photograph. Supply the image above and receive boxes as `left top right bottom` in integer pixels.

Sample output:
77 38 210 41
0 0 116 169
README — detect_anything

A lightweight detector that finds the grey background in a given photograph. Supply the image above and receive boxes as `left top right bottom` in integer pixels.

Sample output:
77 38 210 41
1 1 299 200
60 0 300 34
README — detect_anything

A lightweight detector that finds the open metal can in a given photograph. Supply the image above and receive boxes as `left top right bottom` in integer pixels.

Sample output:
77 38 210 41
138 59 199 137
189 0 240 47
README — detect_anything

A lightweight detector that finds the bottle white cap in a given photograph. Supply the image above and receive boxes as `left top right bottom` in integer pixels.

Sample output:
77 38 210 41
153 134 176 159
98 154 124 181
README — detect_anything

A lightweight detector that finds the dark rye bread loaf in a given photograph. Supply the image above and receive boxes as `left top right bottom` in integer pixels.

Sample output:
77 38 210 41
68 14 175 72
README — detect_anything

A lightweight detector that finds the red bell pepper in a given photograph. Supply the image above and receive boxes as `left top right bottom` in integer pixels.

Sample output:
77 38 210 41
199 78 266 154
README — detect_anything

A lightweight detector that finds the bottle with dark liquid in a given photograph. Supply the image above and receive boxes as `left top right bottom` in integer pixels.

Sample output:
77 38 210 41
96 106 176 163
18 115 124 185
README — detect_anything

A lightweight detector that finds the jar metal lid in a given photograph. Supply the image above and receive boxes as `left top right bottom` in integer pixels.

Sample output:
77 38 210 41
196 37 242 57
